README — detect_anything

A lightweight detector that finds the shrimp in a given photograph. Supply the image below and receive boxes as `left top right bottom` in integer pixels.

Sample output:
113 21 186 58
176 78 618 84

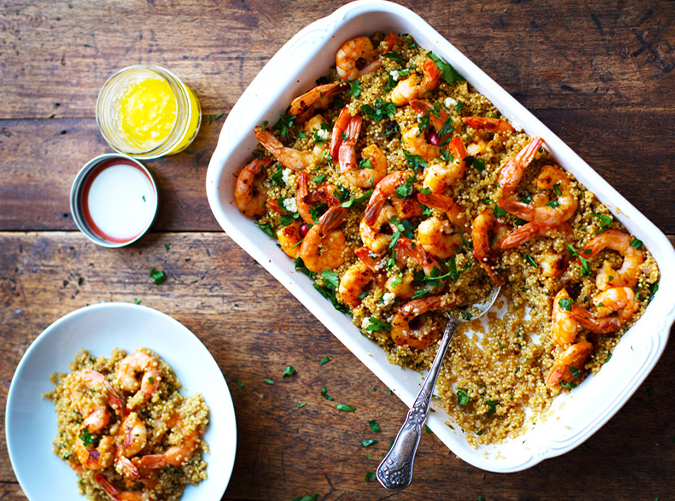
234 157 273 217
364 171 415 226
390 58 441 106
571 287 639 334
304 114 330 158
500 221 573 250
296 171 340 224
416 193 468 260
336 36 380 81
114 412 147 479
69 369 124 418
116 351 160 411
330 107 352 160
95 473 149 501
551 288 578 347
359 204 397 253
338 114 363 173
344 144 387 189
299 206 347 273
410 99 453 144
401 124 440 162
277 221 304 259
497 137 544 198
74 411 115 470
134 431 200 470
417 192 470 233
390 295 455 350
254 125 316 171
395 237 442 277
592 286 639 320
546 341 593 387
338 261 376 308
462 116 515 135
580 229 644 290
356 247 416 300
498 165 578 226
289 82 346 123
471 210 506 286
422 135 469 193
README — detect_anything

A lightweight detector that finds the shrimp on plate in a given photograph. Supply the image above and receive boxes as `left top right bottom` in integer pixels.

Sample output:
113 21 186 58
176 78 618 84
255 125 317 171
344 144 387 189
116 350 161 410
422 135 469 193
390 295 456 349
471 210 508 286
335 32 396 81
497 136 544 198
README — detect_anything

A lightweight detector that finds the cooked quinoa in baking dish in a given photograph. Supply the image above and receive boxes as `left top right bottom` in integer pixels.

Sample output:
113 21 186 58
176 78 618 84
233 32 660 445
45 348 209 500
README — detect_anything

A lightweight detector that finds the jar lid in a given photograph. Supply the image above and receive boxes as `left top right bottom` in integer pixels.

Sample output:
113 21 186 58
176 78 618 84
70 153 159 248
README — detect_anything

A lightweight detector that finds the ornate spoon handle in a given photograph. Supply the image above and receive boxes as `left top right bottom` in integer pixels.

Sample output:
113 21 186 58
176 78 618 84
376 315 460 490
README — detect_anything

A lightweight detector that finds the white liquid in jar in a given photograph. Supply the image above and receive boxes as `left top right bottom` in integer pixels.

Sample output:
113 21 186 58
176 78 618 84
83 163 156 242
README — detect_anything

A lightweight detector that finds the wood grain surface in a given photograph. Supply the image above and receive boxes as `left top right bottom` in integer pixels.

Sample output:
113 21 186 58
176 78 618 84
1 0 674 500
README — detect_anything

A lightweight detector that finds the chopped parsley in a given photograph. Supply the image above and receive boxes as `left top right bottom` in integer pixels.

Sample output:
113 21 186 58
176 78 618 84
320 270 339 290
312 174 326 184
319 356 330 365
395 176 415 199
283 366 296 377
368 419 381 432
294 257 316 279
255 222 277 239
455 101 464 114
365 471 376 483
473 158 486 172
233 379 244 388
341 189 372 208
560 381 577 389
426 51 465 85
164 243 171 251
402 149 428 172
568 365 581 378
558 297 573 311
360 98 397 122
133 298 141 305
567 244 592 276
365 317 392 332
347 79 361 97
336 403 356 412
361 439 378 447
630 237 643 249
264 378 275 385
592 212 613 233
269 163 285 186
522 254 538 267
424 424 433 433
358 157 373 170
381 52 404 65
149 268 167 285
274 114 295 137
486 400 499 417
321 385 334 401
313 282 350 313
297 402 307 408
456 388 471 406
79 427 97 446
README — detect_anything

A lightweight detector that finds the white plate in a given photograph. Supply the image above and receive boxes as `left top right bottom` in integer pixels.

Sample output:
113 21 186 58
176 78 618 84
5 303 236 500
206 0 675 472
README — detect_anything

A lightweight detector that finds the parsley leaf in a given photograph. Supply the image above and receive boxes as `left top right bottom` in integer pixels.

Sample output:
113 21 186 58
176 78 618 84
348 79 361 97
368 419 381 432
457 388 471 406
149 268 167 285
283 366 296 377
361 439 378 447
321 385 334 401
274 114 295 137
522 254 538 267
79 427 98 446
365 317 392 332
402 149 427 172
312 174 326 183
269 163 285 186
426 51 465 85
320 270 339 291
336 403 356 412
255 222 277 239
592 212 613 233
395 176 415 199
486 400 499 417
360 98 397 122
558 297 573 311
319 356 330 365
381 52 404 65
560 381 577 389
341 189 372 208
294 257 316 278
630 237 643 249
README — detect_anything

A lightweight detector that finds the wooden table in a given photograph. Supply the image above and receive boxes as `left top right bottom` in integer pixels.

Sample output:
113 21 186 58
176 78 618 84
1 1 674 499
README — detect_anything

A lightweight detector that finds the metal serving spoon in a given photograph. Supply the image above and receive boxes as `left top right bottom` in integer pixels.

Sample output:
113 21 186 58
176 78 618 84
376 286 502 491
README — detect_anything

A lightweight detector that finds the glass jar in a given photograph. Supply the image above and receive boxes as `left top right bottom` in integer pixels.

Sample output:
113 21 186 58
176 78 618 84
96 65 202 159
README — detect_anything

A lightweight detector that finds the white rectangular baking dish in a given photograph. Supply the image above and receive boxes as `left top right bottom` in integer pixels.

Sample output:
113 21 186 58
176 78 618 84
206 0 675 472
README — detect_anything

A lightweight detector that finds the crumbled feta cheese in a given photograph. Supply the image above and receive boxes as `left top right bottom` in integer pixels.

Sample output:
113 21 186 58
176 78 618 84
444 97 458 108
283 197 298 212
281 168 293 186
390 70 400 81
381 292 395 306
361 317 371 330
316 128 329 140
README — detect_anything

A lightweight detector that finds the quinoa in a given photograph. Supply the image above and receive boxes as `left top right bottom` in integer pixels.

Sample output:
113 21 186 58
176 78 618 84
236 33 660 445
45 348 209 500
